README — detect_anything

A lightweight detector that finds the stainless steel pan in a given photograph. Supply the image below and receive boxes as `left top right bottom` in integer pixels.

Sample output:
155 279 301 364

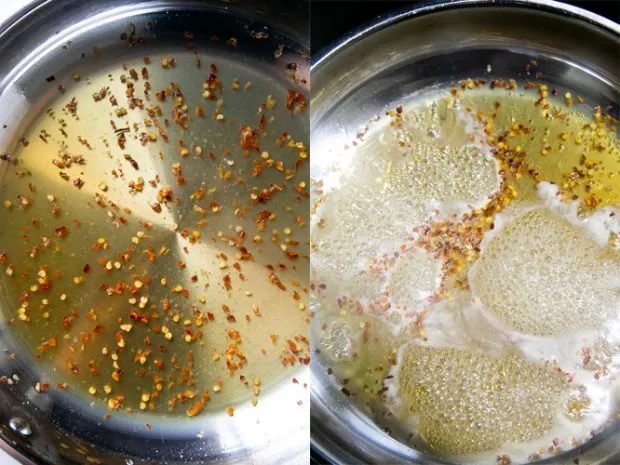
0 1 309 464
310 1 619 464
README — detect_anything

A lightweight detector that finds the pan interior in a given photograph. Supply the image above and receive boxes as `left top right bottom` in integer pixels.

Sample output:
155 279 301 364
310 10 620 462
0 2 309 464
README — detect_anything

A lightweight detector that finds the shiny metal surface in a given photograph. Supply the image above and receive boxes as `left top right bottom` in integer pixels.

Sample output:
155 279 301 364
0 5 31 463
310 1 619 464
0 1 309 464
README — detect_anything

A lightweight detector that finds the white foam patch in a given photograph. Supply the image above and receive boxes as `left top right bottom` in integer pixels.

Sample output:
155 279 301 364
312 151 500 304
384 293 618 463
311 101 501 307
318 319 360 364
469 196 620 337
388 343 570 456
385 248 440 312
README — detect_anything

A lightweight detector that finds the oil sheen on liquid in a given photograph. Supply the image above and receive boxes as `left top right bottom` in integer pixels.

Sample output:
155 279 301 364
0 49 309 420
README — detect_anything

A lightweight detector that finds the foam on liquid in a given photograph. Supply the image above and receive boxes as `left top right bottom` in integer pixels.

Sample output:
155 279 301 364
312 89 620 463
312 97 500 310
386 187 620 462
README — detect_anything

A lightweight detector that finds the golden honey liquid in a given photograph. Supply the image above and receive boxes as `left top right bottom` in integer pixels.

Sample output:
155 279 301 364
0 52 309 417
312 85 619 462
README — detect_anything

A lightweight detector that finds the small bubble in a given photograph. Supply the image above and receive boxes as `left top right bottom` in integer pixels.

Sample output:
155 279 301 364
9 417 32 436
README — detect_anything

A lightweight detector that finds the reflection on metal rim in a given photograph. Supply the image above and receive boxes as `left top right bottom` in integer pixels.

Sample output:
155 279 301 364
311 0 620 70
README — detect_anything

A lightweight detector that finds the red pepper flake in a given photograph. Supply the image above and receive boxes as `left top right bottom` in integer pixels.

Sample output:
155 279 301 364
37 382 50 392
255 183 282 204
227 330 241 342
223 274 232 291
276 132 289 146
267 271 286 291
581 347 592 366
83 264 91 273
124 154 139 170
240 125 259 153
362 326 370 344
252 160 267 177
285 89 307 112
187 397 207 417
65 97 78 115
255 210 272 230
239 247 254 261
160 56 176 69
62 314 74 329
250 31 269 40
37 337 57 353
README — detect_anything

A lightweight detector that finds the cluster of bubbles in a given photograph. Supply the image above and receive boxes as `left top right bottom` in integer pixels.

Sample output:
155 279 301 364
471 208 620 336
397 346 568 455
